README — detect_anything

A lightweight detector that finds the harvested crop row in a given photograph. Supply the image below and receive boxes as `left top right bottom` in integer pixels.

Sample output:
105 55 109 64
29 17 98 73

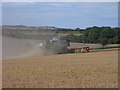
2 50 118 88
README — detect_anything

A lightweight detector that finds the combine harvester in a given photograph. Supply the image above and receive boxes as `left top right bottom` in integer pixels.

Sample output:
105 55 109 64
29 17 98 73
40 36 90 54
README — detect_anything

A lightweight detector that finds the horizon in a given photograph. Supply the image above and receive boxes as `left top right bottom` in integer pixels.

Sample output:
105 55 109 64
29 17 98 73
2 24 119 30
2 2 118 29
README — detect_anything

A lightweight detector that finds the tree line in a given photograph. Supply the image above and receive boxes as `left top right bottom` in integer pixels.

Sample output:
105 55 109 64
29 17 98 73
66 26 120 46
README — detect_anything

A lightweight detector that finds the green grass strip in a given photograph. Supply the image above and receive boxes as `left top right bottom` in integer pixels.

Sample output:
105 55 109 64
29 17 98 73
91 46 120 50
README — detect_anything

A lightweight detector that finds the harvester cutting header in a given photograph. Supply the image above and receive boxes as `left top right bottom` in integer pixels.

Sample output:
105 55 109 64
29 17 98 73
40 36 90 54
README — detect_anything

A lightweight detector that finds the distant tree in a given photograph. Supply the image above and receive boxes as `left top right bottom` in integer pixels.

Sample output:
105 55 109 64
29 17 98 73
66 34 83 43
75 28 80 31
113 27 119 44
112 36 118 44
100 38 108 47
88 28 101 43
83 29 90 43
99 27 114 46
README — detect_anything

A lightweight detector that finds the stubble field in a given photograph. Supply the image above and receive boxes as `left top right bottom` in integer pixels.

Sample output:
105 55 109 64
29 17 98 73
2 50 118 88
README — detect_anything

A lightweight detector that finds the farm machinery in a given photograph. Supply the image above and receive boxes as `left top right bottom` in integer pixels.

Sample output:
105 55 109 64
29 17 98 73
39 36 90 54
68 47 90 53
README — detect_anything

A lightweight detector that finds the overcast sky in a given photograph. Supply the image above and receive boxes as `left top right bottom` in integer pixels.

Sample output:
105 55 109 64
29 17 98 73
1 0 119 2
2 2 118 29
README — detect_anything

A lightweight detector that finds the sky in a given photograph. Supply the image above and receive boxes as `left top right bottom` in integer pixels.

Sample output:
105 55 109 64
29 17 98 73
1 0 120 2
2 2 118 29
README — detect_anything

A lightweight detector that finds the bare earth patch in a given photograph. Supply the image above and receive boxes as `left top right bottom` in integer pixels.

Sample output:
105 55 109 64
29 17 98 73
2 50 118 88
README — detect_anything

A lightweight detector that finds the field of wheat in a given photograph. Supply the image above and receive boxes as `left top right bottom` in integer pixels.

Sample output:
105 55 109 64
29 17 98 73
2 50 118 88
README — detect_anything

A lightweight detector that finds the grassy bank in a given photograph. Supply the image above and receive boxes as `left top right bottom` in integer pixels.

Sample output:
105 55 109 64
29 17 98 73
91 46 120 50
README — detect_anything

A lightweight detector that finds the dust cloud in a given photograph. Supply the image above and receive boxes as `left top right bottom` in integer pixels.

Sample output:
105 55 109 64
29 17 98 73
2 36 45 59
